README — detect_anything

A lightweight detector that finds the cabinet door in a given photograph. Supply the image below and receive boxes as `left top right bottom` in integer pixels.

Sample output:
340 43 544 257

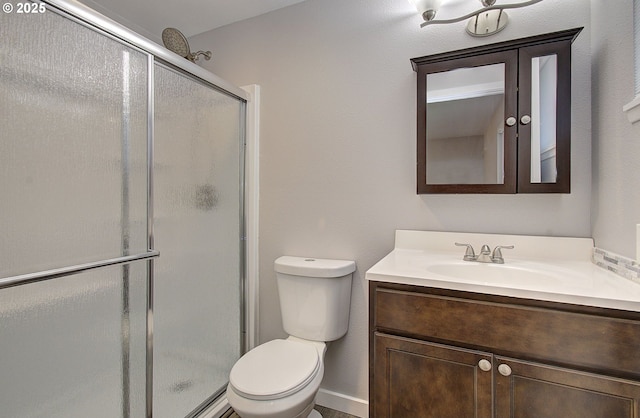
415 49 518 194
495 356 640 418
517 39 572 193
373 333 493 418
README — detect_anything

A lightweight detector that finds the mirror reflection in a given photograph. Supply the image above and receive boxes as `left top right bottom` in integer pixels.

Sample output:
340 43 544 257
426 63 505 185
530 54 558 183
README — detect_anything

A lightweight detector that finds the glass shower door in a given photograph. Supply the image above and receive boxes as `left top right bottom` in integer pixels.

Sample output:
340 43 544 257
153 64 244 418
0 6 150 418
1 3 246 417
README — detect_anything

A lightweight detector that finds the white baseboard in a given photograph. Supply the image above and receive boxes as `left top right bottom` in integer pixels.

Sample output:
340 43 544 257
316 388 368 418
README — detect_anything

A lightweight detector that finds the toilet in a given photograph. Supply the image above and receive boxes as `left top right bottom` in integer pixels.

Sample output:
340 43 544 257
226 256 356 418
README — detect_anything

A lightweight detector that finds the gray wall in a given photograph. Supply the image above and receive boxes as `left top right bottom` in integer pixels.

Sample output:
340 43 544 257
191 0 594 403
591 0 640 260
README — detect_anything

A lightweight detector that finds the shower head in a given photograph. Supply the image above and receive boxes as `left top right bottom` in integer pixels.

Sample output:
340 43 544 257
162 27 189 58
161 28 212 63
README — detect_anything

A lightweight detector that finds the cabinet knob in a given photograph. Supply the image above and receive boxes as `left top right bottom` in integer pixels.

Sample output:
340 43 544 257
478 359 492 372
506 117 517 126
520 115 532 125
498 363 512 376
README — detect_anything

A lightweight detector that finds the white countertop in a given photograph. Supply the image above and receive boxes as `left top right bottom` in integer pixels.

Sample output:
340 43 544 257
365 230 640 312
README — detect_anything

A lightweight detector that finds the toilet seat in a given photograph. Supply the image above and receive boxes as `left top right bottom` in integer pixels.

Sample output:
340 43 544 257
229 339 320 401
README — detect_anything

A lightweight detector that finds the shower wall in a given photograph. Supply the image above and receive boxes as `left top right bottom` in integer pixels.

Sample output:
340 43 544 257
0 2 245 417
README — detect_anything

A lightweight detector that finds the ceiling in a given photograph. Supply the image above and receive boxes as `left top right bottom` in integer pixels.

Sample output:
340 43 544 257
78 0 308 42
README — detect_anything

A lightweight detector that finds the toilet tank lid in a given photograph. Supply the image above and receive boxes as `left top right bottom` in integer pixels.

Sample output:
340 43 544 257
275 256 356 278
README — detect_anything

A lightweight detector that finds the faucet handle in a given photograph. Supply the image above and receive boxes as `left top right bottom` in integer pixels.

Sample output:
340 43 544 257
491 245 514 264
455 242 476 261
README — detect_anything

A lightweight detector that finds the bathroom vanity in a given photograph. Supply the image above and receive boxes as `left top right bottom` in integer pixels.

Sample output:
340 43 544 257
367 231 640 418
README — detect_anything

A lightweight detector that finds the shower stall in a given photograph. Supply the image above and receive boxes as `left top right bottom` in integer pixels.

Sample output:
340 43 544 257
0 1 247 417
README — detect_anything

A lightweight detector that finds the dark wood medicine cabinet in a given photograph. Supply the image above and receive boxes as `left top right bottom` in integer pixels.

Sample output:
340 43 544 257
411 28 582 194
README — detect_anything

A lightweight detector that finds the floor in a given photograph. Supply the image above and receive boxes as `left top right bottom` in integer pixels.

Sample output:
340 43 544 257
314 406 359 418
225 405 358 418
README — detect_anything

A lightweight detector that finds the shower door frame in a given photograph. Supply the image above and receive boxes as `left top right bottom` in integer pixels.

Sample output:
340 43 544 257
1 1 251 417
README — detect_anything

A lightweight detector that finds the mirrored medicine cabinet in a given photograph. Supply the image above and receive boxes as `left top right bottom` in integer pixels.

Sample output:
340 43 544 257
411 28 582 194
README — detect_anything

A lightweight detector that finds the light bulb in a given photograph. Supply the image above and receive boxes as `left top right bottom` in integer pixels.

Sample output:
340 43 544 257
408 0 442 22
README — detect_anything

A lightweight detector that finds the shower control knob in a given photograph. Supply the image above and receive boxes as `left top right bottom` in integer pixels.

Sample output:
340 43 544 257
478 359 492 372
506 117 517 126
498 363 512 376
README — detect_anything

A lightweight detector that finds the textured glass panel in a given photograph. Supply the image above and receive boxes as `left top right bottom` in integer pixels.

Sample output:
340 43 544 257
153 65 243 417
0 8 148 278
0 262 148 418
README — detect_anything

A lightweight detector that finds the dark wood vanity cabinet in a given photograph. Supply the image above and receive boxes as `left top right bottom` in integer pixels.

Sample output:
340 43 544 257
369 282 640 418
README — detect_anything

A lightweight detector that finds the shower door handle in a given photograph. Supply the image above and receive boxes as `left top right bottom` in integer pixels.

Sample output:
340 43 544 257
0 250 160 290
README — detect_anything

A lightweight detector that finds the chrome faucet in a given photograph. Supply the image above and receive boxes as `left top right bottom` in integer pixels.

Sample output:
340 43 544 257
454 242 476 261
476 245 493 262
455 243 514 264
490 245 514 264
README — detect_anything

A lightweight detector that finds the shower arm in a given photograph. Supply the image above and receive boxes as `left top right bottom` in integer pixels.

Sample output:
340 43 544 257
188 50 212 62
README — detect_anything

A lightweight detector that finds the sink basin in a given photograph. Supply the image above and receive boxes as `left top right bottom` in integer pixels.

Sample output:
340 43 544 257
426 262 561 286
365 231 640 312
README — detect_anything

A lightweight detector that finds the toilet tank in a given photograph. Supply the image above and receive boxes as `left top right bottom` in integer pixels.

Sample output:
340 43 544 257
274 256 356 342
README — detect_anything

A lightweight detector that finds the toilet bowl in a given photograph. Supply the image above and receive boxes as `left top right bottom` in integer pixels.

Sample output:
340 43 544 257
226 256 356 418
227 337 326 418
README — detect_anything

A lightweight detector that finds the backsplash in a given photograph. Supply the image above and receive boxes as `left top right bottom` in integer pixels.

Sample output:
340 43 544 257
593 248 640 284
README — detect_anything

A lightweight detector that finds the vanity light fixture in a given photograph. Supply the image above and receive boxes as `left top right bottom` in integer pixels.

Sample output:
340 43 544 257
408 0 544 37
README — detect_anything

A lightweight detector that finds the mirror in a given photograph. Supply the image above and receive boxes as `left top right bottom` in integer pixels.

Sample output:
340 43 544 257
426 63 505 185
530 54 557 183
